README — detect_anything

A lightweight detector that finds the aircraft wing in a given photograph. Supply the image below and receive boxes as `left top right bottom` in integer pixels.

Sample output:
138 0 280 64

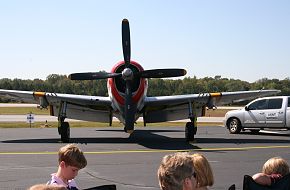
143 90 280 123
0 89 113 122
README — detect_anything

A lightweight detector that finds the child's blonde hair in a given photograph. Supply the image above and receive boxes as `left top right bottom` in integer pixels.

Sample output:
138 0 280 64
262 156 289 176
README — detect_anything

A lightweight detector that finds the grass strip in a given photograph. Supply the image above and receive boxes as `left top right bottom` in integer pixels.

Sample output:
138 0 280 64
0 106 227 128
0 121 223 128
0 107 49 115
0 107 233 117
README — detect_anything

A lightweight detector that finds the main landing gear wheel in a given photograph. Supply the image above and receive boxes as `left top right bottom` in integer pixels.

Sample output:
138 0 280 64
185 122 197 142
228 118 242 134
60 122 70 143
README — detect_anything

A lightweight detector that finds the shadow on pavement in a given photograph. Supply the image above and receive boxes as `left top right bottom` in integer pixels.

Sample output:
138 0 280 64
2 128 290 150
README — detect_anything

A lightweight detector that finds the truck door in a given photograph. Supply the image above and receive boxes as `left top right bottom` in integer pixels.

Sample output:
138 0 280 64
265 98 284 128
243 99 267 128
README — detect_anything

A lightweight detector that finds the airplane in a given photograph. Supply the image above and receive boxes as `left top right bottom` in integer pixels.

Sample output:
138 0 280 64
0 19 280 143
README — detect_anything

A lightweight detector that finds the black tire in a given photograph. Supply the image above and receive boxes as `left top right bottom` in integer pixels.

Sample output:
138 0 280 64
250 129 260 134
228 118 242 134
185 122 195 142
60 122 70 143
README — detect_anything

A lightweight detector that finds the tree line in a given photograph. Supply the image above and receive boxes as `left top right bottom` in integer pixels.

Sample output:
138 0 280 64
0 74 289 103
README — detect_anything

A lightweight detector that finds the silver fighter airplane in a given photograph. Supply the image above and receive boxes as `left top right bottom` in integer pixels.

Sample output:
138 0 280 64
0 19 280 142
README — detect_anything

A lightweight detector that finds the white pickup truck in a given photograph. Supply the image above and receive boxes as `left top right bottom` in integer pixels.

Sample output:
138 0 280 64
224 96 290 134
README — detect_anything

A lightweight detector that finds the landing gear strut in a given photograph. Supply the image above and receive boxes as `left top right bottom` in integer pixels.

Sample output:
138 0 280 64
57 101 70 143
58 121 70 143
185 102 197 142
185 118 197 142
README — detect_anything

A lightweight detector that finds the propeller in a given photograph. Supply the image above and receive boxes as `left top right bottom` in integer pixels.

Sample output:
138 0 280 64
135 69 187 78
122 19 131 68
68 18 187 133
119 19 134 132
69 72 121 80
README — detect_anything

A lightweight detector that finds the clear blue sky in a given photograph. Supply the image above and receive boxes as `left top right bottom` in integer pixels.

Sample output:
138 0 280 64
0 0 289 82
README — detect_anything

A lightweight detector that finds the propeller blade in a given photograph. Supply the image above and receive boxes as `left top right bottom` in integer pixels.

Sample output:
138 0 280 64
124 80 135 133
136 69 187 78
69 72 121 80
122 19 131 68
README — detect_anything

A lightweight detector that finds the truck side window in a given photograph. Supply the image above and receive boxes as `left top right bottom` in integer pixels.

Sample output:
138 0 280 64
288 97 290 107
268 98 282 109
248 99 267 110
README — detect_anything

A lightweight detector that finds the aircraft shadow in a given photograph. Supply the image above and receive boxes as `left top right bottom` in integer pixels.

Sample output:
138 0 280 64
2 128 290 150
97 129 184 132
1 129 199 150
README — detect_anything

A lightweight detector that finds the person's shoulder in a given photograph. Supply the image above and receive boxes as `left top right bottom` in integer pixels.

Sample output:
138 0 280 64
47 173 66 186
47 173 56 185
252 173 272 186
68 178 78 189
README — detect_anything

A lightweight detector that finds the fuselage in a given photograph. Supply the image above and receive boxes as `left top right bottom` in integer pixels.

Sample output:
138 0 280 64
107 61 148 123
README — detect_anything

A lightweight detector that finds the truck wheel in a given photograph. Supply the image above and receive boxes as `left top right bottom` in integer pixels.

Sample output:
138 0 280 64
228 118 242 134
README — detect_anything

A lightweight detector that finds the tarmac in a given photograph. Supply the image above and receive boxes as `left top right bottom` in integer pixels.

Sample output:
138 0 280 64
1 125 290 190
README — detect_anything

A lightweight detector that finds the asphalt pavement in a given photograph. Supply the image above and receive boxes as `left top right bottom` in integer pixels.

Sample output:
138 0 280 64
1 125 290 190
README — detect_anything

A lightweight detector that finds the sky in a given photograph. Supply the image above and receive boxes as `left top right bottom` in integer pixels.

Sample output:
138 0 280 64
0 0 289 83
